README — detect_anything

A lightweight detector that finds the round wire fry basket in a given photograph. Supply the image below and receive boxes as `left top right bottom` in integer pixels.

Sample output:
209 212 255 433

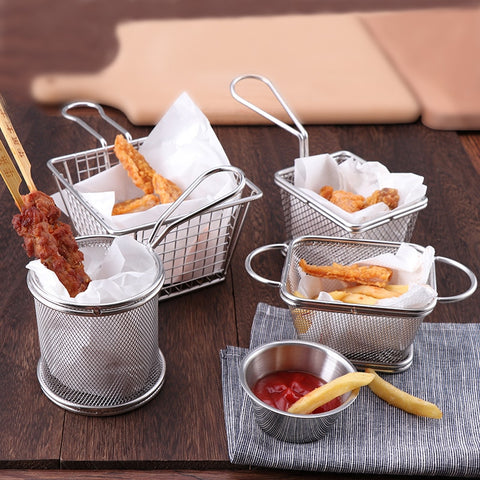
246 236 477 373
27 235 166 416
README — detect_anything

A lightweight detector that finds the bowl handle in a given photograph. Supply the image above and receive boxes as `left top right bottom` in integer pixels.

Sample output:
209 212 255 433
245 243 287 288
435 256 478 303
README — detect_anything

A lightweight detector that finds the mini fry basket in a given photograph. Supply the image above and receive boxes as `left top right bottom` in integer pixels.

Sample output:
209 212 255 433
27 235 166 416
47 102 262 301
231 75 427 242
246 236 477 373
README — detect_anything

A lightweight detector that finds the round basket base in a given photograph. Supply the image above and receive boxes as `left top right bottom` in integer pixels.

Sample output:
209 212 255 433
37 348 166 416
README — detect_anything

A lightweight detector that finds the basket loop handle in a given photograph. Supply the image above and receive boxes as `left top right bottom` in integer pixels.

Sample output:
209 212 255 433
61 101 133 148
244 243 287 288
435 256 477 303
230 74 309 158
148 165 246 249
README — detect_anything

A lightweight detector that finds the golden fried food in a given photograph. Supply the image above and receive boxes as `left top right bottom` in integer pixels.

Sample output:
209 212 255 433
365 187 400 210
329 190 366 213
327 285 407 305
112 194 160 215
287 372 374 414
342 284 405 299
114 134 156 194
113 134 183 210
299 259 393 287
152 172 182 204
366 368 442 419
319 185 399 212
319 185 333 201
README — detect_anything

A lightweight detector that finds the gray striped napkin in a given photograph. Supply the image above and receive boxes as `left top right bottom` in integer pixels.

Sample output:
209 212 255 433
220 302 480 476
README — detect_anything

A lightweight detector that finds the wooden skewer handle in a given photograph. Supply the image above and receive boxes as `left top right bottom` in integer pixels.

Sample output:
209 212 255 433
0 141 24 210
0 96 36 193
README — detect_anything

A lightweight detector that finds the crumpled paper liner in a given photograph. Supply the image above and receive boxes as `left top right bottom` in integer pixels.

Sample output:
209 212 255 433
27 236 159 304
294 153 427 225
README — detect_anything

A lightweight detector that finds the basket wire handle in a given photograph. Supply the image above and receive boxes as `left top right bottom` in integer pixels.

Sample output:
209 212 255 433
244 243 287 288
61 101 133 148
148 165 246 249
435 256 477 303
230 74 309 158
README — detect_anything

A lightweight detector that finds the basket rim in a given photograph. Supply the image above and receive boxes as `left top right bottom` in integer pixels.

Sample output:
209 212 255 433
26 235 165 313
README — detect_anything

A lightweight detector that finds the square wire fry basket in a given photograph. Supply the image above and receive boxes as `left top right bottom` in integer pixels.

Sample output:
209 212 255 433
245 236 477 373
47 102 262 301
231 75 427 242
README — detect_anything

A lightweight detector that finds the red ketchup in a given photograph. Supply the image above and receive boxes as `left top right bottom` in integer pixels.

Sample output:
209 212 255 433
252 371 342 414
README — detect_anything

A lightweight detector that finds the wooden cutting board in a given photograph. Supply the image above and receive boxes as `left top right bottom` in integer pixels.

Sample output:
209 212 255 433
30 13 420 126
361 7 480 130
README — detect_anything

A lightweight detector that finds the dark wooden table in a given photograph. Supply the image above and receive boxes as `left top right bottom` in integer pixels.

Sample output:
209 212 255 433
1 1 479 479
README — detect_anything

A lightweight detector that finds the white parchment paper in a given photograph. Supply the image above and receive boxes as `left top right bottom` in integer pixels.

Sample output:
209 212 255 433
295 243 437 309
294 153 427 224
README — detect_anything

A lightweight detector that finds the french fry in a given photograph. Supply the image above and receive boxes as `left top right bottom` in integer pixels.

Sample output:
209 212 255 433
365 368 443 419
287 372 374 414
344 284 403 299
342 293 378 305
384 284 409 295
328 290 348 301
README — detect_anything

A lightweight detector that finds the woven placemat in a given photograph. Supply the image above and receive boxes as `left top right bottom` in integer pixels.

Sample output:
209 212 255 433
221 302 480 476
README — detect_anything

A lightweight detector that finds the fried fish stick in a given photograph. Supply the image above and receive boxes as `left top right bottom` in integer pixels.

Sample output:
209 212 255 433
114 134 156 194
365 368 442 419
299 259 393 287
112 194 160 215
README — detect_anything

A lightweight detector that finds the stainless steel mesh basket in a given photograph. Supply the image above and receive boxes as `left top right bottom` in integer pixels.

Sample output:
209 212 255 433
47 102 262 301
231 75 427 242
246 236 477 373
274 153 427 242
27 236 166 415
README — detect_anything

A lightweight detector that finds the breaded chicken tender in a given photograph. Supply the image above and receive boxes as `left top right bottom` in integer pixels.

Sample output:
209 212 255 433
299 259 393 287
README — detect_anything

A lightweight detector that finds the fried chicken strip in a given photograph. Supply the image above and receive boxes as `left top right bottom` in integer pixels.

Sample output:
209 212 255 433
114 134 156 195
299 259 393 287
113 134 183 208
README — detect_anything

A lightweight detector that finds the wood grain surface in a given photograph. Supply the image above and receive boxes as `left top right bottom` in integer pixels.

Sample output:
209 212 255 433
0 1 479 479
362 7 480 130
